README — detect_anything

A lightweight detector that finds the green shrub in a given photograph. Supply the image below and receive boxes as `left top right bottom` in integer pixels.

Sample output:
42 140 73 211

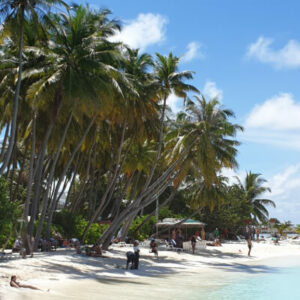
0 177 20 248
128 215 157 241
52 210 106 244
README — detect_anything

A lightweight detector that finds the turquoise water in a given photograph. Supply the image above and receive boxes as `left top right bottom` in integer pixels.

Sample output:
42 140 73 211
204 259 300 300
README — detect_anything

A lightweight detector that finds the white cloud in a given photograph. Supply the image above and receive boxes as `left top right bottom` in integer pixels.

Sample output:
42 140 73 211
242 93 300 150
181 42 204 62
220 168 246 185
167 93 183 114
247 36 300 69
222 166 300 224
266 164 300 224
203 81 223 101
110 13 167 51
245 93 300 130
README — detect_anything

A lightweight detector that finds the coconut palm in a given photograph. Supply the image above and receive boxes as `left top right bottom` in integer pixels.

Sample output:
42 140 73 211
0 0 68 175
235 172 275 223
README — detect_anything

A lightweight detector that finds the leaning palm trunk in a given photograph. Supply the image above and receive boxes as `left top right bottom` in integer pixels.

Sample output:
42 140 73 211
65 152 83 208
119 97 168 240
45 115 96 238
11 137 29 202
0 122 10 162
34 113 72 248
130 188 177 238
27 100 62 237
81 122 127 243
23 112 36 223
98 139 198 249
70 131 96 214
100 171 178 249
22 113 37 254
0 9 24 175
140 96 168 194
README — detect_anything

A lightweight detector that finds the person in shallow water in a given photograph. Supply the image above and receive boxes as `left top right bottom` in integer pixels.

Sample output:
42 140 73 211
10 275 40 290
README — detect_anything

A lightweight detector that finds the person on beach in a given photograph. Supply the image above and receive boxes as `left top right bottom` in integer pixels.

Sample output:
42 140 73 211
10 276 40 290
247 237 252 256
214 228 219 239
133 241 140 269
191 235 196 254
201 227 206 240
150 239 158 257
256 228 260 242
252 228 256 240
126 251 135 269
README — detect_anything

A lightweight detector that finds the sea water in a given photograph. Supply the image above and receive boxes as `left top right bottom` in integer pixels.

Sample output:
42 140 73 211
203 256 300 300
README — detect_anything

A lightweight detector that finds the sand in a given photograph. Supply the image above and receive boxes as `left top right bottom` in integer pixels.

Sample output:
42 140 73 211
1 238 300 300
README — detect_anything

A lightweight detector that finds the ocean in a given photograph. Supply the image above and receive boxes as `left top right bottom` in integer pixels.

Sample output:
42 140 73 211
202 256 300 300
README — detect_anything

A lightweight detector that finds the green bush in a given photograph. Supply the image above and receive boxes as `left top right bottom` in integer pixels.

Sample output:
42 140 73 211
128 215 157 241
52 210 107 244
0 177 20 248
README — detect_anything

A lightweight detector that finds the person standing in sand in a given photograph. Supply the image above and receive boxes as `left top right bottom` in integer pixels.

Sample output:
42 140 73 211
247 237 252 256
201 227 205 240
214 228 219 239
191 235 196 254
133 241 140 269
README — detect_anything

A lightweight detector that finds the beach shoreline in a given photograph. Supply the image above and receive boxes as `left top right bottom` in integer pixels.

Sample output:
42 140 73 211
1 240 300 299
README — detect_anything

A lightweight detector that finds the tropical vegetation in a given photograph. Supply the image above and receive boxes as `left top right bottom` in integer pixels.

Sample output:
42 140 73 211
0 2 278 252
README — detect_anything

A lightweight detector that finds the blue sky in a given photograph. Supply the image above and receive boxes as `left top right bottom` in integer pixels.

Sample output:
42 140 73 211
77 1 300 223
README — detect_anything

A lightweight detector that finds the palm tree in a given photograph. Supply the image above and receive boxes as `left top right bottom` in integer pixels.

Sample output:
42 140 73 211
0 0 68 175
165 95 242 210
145 53 198 188
235 172 275 223
274 221 292 236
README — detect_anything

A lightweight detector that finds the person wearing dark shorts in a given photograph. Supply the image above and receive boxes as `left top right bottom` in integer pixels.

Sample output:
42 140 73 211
247 237 252 256
133 241 140 269
191 236 196 254
126 251 135 269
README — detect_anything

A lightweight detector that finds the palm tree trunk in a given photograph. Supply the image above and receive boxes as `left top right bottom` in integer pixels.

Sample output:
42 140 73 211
132 189 177 235
11 137 29 202
70 130 96 214
98 139 198 249
81 122 126 242
34 113 72 248
65 152 83 208
87 148 97 218
140 95 168 193
0 8 24 175
27 107 59 237
45 115 96 238
23 112 36 223
0 122 10 162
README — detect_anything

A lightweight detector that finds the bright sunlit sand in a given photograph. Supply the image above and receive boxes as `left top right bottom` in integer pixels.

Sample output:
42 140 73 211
1 240 300 300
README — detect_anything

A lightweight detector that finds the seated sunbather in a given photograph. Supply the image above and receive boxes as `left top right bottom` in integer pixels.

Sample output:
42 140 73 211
86 244 103 257
207 239 222 247
10 275 40 290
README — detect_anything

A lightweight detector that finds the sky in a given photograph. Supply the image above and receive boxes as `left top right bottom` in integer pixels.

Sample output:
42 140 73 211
71 1 300 223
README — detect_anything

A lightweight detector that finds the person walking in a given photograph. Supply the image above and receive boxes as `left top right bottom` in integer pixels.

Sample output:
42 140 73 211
247 237 252 256
191 235 196 254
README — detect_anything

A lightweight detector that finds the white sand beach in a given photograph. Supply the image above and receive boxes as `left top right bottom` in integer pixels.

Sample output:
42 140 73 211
1 240 300 300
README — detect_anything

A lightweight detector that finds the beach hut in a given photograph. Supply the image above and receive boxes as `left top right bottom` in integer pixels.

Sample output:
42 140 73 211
156 218 205 240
